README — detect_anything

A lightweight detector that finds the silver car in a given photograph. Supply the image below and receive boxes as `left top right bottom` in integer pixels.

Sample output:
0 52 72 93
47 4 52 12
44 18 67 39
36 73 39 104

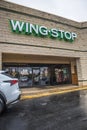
0 71 21 114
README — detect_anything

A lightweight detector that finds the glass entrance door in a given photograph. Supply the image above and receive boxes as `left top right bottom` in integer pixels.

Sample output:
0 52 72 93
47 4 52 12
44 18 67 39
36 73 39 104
40 67 50 86
32 68 40 86
53 65 71 85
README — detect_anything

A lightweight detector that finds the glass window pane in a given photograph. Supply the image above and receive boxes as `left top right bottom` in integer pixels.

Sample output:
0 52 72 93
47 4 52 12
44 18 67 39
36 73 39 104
32 68 40 85
18 67 32 87
40 67 50 85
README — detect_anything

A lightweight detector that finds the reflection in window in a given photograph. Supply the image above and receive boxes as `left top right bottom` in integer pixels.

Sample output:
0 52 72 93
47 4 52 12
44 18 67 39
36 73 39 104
55 67 70 84
33 68 40 85
18 67 32 87
3 64 71 87
40 67 50 85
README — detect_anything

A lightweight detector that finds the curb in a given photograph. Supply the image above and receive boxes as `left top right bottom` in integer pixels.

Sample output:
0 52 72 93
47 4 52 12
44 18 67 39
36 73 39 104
21 86 87 100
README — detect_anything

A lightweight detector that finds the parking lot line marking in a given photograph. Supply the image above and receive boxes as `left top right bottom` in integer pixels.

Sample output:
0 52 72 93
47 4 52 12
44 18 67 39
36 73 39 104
21 86 87 100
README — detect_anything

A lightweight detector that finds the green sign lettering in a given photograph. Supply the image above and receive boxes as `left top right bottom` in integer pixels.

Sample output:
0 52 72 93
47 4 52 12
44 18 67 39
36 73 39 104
10 19 77 42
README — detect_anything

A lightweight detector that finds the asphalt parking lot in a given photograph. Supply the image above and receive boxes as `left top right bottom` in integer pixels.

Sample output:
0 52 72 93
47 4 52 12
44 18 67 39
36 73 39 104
0 90 87 130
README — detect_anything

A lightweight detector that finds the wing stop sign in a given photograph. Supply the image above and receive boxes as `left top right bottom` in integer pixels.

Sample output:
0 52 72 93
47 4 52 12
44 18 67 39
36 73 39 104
10 19 77 42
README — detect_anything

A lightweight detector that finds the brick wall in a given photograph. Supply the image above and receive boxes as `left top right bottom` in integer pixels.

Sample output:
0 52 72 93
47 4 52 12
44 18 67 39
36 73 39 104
0 0 87 86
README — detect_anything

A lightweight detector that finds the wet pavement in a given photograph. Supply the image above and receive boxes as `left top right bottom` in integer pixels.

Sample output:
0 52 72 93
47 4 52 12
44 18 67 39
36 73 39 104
0 90 87 130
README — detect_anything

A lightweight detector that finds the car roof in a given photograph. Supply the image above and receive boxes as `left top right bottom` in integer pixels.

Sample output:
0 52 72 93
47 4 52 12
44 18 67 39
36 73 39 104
0 70 8 74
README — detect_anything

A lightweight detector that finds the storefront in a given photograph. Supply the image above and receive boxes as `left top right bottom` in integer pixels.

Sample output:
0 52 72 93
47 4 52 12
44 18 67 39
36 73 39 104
3 63 71 87
0 1 87 87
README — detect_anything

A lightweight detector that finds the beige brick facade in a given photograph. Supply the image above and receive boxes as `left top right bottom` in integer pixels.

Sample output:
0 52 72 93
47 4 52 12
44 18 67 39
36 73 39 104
0 0 87 86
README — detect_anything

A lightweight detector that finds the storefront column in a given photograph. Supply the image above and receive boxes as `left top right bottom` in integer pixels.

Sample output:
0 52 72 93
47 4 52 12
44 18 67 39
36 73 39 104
0 53 2 70
71 60 78 85
76 57 87 86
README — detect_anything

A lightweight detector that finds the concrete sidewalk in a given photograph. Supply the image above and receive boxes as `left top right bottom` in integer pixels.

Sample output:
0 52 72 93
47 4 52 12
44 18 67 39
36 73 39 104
20 85 87 100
